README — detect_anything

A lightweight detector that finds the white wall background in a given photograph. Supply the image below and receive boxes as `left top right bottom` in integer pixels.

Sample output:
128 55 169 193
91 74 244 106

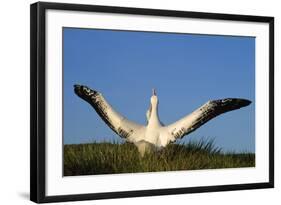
0 0 279 204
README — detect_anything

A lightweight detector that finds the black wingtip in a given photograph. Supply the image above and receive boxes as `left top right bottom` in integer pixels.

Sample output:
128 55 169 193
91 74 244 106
213 98 252 111
74 84 83 96
237 99 252 107
74 84 81 89
226 98 252 110
73 84 98 100
74 84 81 93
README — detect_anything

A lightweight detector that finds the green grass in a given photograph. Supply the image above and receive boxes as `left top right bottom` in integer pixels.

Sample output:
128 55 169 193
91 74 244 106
64 139 255 176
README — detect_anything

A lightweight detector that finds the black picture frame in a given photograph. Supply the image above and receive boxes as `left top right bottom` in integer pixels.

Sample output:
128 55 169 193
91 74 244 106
30 1 274 203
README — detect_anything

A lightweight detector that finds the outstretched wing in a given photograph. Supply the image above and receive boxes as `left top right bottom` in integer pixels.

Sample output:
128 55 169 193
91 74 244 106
166 98 251 142
74 84 144 140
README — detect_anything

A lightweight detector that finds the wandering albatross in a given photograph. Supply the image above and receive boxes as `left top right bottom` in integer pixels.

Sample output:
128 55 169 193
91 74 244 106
74 84 251 156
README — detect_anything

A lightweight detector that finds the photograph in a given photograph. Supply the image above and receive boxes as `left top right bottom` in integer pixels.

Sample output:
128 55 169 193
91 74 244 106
30 2 274 202
63 27 255 176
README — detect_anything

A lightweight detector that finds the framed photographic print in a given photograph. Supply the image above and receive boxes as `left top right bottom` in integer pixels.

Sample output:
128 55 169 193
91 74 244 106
30 1 274 203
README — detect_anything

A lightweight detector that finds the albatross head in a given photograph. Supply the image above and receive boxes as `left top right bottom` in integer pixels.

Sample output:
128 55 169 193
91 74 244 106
150 88 158 106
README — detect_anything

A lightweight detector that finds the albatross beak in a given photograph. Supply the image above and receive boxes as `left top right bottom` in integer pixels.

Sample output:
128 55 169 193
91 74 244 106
152 88 156 96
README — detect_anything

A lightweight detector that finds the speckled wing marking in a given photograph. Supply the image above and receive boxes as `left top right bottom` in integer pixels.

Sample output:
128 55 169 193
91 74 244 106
74 84 143 139
167 98 251 141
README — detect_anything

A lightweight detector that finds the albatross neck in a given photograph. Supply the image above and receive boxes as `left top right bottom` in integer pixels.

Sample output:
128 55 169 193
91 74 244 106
148 102 161 127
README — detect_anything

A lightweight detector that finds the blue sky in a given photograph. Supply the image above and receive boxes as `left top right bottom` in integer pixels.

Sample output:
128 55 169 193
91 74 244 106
63 27 255 152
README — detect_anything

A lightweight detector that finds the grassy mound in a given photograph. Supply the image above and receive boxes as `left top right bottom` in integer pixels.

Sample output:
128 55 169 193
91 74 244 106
64 140 255 176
